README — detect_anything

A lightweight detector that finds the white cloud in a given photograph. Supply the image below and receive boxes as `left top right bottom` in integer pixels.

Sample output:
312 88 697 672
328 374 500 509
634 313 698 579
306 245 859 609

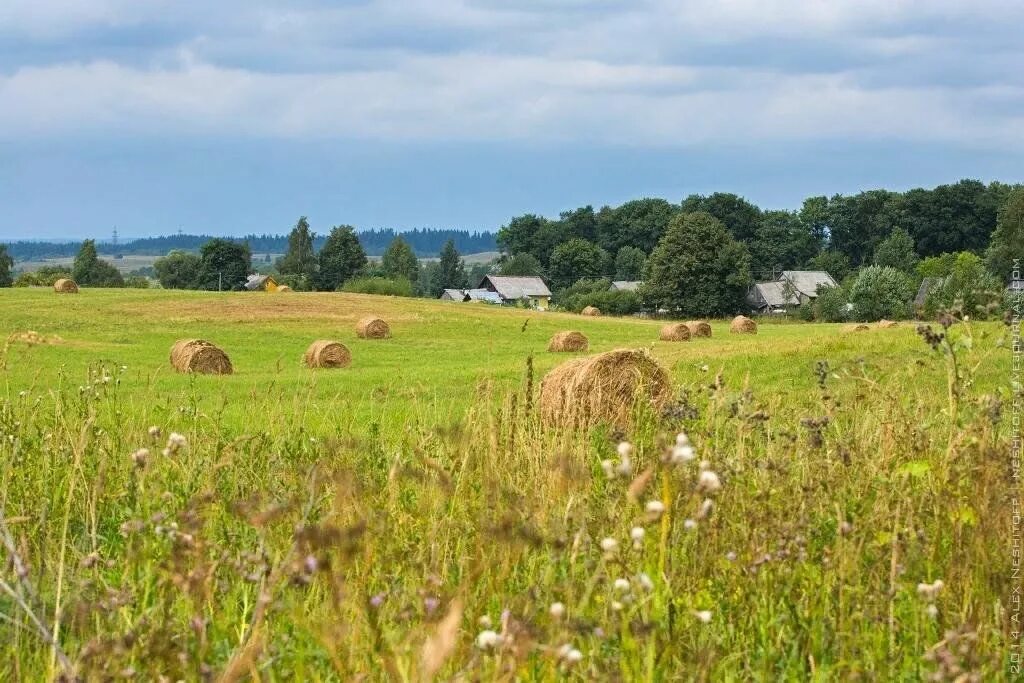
0 0 1021 148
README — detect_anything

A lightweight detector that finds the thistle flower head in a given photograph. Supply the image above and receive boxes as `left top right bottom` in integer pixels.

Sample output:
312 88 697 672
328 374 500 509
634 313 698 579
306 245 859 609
617 441 633 458
600 537 619 555
675 432 690 446
698 470 721 493
613 578 630 593
630 526 645 549
694 610 713 624
476 630 501 650
549 602 566 619
645 500 666 515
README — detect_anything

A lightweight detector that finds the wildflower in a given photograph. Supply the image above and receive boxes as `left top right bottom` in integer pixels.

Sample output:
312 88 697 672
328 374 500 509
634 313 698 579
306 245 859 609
423 596 440 614
630 526 645 549
917 579 944 600
694 610 713 624
601 459 615 479
645 500 666 516
549 602 566 619
925 603 939 619
163 432 187 456
148 426 161 439
675 432 689 446
617 441 633 458
698 498 714 519
839 521 853 536
600 537 619 555
725 551 737 561
697 470 721 493
564 648 583 665
671 444 696 464
369 593 386 609
636 573 654 592
131 448 149 468
476 630 501 650
613 578 630 593
683 519 698 530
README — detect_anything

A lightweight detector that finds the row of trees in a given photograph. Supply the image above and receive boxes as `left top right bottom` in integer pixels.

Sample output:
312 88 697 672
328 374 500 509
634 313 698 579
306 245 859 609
495 182 1023 319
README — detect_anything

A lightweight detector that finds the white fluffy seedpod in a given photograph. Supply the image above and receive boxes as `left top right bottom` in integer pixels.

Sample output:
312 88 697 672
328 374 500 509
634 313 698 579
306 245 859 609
476 630 501 650
645 500 666 516
683 519 698 530
613 578 631 593
630 526 645 549
675 432 690 446
601 459 615 479
925 603 939 618
617 441 633 458
694 610 713 624
564 648 583 665
671 444 696 464
549 602 566 619
600 537 619 555
636 573 654 592
698 470 721 493
698 498 714 519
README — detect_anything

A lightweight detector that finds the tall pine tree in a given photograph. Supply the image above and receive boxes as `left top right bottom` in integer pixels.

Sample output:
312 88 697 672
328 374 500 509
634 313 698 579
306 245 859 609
276 216 317 286
430 239 468 296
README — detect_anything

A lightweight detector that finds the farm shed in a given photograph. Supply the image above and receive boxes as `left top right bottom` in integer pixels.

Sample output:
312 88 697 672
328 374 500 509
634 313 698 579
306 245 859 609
477 275 552 310
439 288 503 304
243 274 280 292
610 280 642 292
747 281 800 313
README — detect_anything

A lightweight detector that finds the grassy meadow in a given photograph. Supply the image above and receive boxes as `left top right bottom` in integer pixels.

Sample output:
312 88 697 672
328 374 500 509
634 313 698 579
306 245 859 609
0 288 1017 680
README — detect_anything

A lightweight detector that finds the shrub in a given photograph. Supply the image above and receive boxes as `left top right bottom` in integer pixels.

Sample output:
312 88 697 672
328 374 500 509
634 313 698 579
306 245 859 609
124 275 151 289
341 276 414 297
849 266 914 321
13 267 72 287
557 279 642 315
923 252 1004 320
813 285 851 323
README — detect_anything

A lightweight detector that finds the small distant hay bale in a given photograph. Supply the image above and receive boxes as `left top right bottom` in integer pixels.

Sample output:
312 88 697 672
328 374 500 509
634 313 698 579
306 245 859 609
548 331 589 352
580 306 601 317
169 339 233 375
847 324 870 332
277 285 293 292
729 315 757 334
356 316 391 339
684 320 712 338
539 349 671 430
659 322 691 342
304 340 351 369
8 330 63 346
878 319 898 328
53 278 78 293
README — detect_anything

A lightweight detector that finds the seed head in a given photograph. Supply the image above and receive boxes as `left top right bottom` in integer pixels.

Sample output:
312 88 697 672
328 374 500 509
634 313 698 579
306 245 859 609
675 432 690 446
698 498 714 519
617 441 633 458
549 602 566 619
683 519 698 530
697 470 721 493
630 526 645 549
476 630 501 650
613 578 630 593
636 573 654 591
671 444 696 464
694 610 713 624
645 500 666 516
600 537 619 555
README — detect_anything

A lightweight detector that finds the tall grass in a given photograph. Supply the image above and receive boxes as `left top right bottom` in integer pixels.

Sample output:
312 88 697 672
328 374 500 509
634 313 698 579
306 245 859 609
0 313 1016 680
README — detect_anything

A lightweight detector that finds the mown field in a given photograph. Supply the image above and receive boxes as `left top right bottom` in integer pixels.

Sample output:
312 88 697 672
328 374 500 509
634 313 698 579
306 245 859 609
0 288 1017 680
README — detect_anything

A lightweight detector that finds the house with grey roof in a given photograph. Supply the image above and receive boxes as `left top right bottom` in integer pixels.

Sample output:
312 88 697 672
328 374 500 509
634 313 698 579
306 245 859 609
778 271 838 302
439 288 503 304
747 281 800 313
477 275 552 310
610 281 642 292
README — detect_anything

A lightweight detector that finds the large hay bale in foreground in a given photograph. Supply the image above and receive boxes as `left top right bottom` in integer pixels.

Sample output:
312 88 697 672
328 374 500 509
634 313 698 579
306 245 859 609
539 349 671 430
169 339 233 375
304 340 351 369
659 322 691 342
356 316 391 339
580 306 601 317
53 278 78 294
878 319 898 328
684 320 712 338
548 331 589 352
729 316 757 334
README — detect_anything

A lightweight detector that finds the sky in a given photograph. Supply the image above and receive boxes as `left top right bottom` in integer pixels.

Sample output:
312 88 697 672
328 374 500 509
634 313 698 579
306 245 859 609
1 0 1022 240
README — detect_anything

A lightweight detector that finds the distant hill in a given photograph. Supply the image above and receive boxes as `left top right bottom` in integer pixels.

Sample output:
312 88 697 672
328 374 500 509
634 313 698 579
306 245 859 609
5 228 497 260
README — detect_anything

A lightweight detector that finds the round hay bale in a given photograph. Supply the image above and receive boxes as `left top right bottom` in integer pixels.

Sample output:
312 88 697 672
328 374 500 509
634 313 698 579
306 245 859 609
847 324 870 332
53 278 79 294
684 320 712 338
659 322 691 342
304 340 351 369
169 339 233 375
878 319 898 328
580 306 601 317
356 316 391 339
539 349 671 430
548 331 589 352
277 285 293 292
729 315 757 334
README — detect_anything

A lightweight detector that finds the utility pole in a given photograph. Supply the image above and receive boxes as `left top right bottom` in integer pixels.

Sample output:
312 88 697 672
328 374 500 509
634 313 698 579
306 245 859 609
218 272 222 292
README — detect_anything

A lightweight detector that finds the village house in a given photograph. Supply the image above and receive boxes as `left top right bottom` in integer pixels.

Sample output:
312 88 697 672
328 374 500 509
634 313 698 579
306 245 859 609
476 275 552 310
243 274 280 292
439 288 503 304
609 281 642 292
747 270 837 313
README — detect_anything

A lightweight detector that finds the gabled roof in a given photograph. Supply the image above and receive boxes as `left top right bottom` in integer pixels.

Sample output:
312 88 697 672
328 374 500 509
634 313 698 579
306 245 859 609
440 289 464 300
465 289 503 304
610 281 642 292
779 271 837 297
750 281 800 308
478 275 551 299
244 274 271 291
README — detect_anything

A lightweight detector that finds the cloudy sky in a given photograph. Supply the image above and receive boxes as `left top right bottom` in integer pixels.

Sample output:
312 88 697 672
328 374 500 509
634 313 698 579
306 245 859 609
1 0 1022 240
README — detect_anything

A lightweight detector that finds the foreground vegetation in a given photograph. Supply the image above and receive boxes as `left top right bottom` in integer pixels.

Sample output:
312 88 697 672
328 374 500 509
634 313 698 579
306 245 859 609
0 289 1017 680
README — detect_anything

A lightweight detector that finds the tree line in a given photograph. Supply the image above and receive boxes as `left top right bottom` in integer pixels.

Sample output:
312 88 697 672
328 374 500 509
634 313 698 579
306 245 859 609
3 228 497 260
491 179 1023 320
